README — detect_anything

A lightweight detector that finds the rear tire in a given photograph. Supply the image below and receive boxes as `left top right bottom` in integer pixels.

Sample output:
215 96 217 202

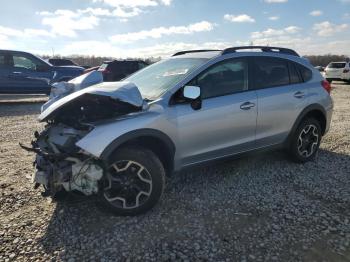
288 118 322 163
100 146 165 216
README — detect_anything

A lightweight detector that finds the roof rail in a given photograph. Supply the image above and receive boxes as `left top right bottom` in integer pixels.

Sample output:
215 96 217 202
172 49 221 57
222 46 300 57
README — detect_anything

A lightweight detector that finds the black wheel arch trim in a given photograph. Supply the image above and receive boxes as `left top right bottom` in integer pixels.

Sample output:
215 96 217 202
286 103 327 144
100 128 176 162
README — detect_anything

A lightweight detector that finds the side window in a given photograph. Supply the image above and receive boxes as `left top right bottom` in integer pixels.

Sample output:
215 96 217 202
253 57 289 89
191 59 248 99
289 62 302 84
297 64 312 82
13 55 38 71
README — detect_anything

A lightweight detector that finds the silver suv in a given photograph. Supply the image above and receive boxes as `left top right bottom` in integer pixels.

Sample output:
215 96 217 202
24 46 333 216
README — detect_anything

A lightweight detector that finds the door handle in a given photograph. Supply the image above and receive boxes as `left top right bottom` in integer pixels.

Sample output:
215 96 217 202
9 72 27 79
240 102 255 110
294 91 305 99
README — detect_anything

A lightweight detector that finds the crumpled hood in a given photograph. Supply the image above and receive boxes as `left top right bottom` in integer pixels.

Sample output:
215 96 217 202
42 71 104 111
39 81 144 122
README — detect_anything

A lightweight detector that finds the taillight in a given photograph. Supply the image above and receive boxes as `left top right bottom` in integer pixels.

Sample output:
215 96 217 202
321 80 331 94
343 69 350 73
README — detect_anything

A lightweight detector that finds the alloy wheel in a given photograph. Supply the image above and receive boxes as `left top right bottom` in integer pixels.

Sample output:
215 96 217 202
297 124 319 158
104 160 153 209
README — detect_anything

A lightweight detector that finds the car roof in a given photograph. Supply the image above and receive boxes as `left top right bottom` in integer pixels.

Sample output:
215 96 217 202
170 51 221 59
172 46 300 59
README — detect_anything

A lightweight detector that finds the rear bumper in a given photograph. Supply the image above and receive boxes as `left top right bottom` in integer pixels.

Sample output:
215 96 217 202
325 73 350 81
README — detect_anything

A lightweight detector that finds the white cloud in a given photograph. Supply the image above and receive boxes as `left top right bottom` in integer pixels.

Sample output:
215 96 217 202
93 0 159 7
78 7 114 16
42 14 99 37
112 7 143 17
224 14 255 23
247 35 350 56
91 0 171 19
268 16 279 20
0 26 22 37
37 9 101 37
284 26 300 33
159 0 172 5
313 21 348 36
310 10 323 16
251 26 301 38
264 0 288 3
0 26 54 38
109 21 214 43
60 40 228 57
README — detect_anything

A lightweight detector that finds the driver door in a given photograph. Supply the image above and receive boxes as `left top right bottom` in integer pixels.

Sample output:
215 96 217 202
7 53 52 94
173 58 258 167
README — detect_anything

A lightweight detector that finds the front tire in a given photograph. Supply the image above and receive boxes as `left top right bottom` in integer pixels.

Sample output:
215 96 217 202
100 146 165 216
288 118 322 163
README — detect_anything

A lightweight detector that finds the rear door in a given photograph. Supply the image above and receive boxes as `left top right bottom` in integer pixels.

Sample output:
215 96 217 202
7 53 52 94
252 56 309 147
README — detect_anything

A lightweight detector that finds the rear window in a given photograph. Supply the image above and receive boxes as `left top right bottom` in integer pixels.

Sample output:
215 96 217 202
328 62 346 69
289 62 302 84
253 57 290 89
298 65 312 82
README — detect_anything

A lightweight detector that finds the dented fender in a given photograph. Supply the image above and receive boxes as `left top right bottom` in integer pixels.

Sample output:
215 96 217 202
75 103 174 159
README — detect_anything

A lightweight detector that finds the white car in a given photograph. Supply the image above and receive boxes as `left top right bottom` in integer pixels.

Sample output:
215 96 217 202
324 61 350 83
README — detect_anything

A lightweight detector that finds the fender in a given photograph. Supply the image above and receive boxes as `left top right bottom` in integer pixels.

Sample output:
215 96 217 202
100 128 176 162
286 103 327 144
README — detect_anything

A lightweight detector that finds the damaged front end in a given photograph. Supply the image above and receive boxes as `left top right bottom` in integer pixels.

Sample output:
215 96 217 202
22 78 145 197
23 125 104 196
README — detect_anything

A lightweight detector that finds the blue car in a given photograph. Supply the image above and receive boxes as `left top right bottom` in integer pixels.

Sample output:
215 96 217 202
0 50 84 94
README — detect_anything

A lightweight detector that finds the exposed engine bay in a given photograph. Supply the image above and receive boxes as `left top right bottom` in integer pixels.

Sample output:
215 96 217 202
31 124 104 196
21 73 146 197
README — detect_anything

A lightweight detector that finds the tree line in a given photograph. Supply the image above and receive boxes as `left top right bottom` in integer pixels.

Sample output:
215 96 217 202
303 55 349 67
41 54 161 67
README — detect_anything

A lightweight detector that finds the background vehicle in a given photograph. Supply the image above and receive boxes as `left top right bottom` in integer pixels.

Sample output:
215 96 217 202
0 50 84 94
29 46 333 216
324 61 350 83
98 60 149 81
48 58 91 69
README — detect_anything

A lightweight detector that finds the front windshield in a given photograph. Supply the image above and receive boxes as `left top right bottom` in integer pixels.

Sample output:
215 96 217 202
125 58 208 99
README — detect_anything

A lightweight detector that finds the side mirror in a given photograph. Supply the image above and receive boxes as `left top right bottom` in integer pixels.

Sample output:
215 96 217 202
183 85 201 110
183 85 200 100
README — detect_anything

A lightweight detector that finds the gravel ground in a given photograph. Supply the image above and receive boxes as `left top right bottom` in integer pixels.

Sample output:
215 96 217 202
0 83 349 262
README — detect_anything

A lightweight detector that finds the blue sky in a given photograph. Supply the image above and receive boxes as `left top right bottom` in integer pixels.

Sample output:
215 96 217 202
0 0 349 57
